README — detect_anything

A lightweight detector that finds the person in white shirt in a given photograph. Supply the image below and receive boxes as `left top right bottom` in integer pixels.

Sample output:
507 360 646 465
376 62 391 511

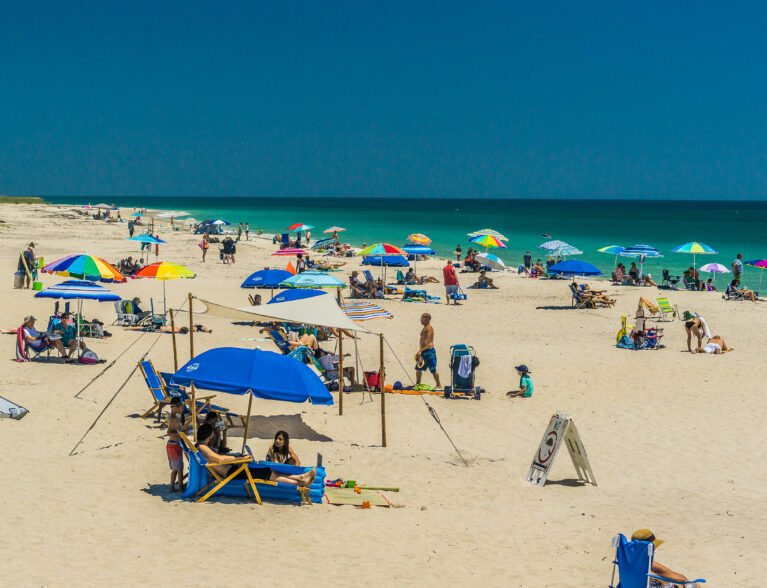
22 316 67 357
315 348 356 384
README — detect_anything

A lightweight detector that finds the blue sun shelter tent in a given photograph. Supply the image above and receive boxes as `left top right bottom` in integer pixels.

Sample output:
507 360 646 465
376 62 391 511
547 260 603 277
362 255 409 267
35 280 121 357
172 347 332 503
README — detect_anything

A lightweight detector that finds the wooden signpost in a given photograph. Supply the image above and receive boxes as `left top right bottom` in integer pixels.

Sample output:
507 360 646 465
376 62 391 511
526 411 597 487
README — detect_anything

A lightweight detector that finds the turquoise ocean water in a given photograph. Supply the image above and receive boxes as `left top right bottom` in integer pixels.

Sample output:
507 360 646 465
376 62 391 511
48 196 767 284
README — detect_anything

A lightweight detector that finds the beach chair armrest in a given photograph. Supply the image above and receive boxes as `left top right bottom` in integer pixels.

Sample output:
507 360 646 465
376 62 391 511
648 574 705 585
226 456 254 465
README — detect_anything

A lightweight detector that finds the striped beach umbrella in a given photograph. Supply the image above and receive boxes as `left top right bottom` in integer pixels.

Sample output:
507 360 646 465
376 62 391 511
470 234 507 250
323 226 345 234
287 223 313 232
35 280 120 357
407 233 432 245
468 228 508 241
671 242 718 273
745 259 767 290
356 243 406 257
619 244 663 276
598 245 626 267
280 271 346 289
272 248 310 256
42 254 126 283
132 262 195 315
340 301 393 321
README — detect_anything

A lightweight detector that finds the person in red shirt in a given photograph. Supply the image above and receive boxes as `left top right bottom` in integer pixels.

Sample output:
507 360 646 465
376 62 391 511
443 259 460 305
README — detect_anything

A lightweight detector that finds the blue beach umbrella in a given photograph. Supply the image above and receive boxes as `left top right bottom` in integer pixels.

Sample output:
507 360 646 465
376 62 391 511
547 260 602 276
35 280 121 356
241 269 294 289
402 244 436 273
279 271 346 289
172 347 333 448
268 289 326 304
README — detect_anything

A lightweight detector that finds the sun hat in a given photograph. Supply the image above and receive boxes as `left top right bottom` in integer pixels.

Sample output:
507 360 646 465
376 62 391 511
24 315 36 322
631 529 664 548
682 310 694 321
515 364 529 373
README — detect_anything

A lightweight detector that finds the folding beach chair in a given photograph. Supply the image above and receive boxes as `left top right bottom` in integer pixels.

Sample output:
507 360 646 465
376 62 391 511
655 297 678 321
113 300 139 326
609 534 705 587
266 330 293 354
158 371 245 427
569 283 596 309
661 269 680 289
138 360 221 423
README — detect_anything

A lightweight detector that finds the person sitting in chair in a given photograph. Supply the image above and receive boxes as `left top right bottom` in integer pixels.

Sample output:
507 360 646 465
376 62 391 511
53 312 86 357
405 268 422 284
630 529 693 587
22 316 68 357
202 411 229 454
349 271 373 298
196 423 316 486
726 279 757 302
131 297 151 317
316 348 357 385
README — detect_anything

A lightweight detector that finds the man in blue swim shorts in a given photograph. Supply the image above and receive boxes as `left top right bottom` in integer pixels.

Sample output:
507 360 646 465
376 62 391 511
415 313 441 388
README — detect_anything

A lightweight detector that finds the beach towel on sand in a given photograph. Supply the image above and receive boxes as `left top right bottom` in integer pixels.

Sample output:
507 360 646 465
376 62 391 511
15 326 29 362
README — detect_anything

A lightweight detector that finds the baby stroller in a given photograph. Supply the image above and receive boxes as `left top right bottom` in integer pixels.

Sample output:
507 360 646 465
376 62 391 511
443 344 483 399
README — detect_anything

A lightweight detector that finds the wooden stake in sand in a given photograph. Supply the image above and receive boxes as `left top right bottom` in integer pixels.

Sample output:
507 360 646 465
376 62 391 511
380 333 386 447
188 292 194 360
169 309 178 372
338 330 344 416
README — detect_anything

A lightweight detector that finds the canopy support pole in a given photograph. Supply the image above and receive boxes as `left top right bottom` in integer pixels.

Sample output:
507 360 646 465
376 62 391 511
338 331 344 416
241 393 253 454
169 309 178 372
380 333 386 447
191 382 197 442
188 292 194 360
77 300 83 358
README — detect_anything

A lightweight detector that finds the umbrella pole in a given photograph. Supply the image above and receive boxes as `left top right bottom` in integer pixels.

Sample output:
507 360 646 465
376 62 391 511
241 393 253 454
77 300 83 358
188 292 194 360
379 333 386 448
163 281 167 317
191 382 197 442
760 268 764 292
338 331 344 416
169 309 178 372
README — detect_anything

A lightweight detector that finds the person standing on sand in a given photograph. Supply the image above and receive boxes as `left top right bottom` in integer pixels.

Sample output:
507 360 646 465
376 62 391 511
237 223 243 241
455 244 462 262
245 223 249 241
306 229 311 244
523 250 532 270
201 233 210 262
443 259 459 305
732 253 743 285
166 398 186 492
128 219 134 237
18 243 37 289
415 313 441 388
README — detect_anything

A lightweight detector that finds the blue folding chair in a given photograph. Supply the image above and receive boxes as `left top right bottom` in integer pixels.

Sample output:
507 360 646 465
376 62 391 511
609 534 705 587
266 330 293 355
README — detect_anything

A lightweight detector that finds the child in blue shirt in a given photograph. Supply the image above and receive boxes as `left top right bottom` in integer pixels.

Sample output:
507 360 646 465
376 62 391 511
507 364 534 398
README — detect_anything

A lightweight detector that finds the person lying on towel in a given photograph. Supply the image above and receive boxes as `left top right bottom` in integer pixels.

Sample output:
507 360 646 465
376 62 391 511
196 424 315 487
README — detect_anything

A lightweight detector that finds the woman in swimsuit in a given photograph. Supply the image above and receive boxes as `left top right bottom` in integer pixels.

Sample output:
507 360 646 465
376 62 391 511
682 311 708 352
266 430 300 465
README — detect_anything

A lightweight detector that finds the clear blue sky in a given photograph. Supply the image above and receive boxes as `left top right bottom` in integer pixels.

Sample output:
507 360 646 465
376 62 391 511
1 1 766 199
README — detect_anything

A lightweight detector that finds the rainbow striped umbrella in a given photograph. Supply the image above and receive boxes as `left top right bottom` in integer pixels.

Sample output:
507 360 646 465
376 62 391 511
42 255 125 283
468 228 508 241
323 226 346 234
356 243 406 257
132 262 195 315
469 234 507 250
671 241 718 273
407 233 432 245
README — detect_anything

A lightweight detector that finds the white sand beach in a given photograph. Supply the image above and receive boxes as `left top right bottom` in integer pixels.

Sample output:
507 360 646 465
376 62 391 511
1 203 764 586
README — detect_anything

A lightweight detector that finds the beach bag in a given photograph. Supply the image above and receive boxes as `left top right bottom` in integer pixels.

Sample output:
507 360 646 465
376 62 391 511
80 350 100 364
364 371 380 388
450 287 468 301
